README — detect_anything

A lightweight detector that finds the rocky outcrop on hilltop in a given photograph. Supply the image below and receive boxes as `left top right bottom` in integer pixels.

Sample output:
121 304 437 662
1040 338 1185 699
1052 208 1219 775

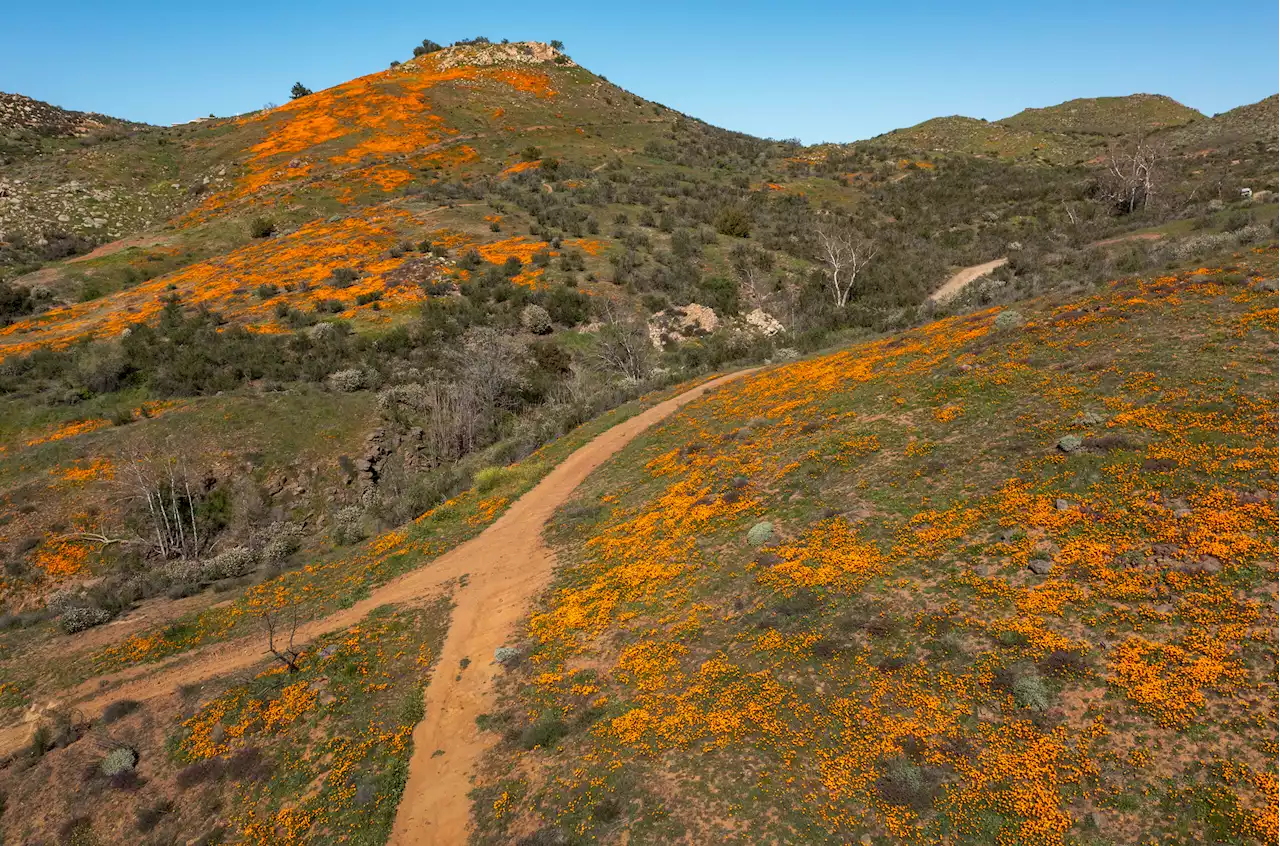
0 92 137 138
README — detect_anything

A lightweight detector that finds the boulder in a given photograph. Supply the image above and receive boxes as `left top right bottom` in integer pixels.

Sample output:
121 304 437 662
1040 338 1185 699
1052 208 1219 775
1028 558 1054 576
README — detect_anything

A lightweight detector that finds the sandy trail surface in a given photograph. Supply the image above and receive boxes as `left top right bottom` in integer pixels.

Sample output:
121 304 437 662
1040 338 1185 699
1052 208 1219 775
929 256 1009 303
0 370 754 842
386 369 754 845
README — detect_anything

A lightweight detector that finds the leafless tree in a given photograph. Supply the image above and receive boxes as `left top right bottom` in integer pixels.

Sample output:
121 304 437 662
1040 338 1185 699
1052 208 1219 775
121 449 204 560
729 243 776 305
262 607 302 673
814 219 877 308
1099 141 1160 215
590 301 651 381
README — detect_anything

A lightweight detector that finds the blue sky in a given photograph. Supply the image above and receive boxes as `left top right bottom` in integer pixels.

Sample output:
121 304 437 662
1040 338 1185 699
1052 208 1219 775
2 0 1276 143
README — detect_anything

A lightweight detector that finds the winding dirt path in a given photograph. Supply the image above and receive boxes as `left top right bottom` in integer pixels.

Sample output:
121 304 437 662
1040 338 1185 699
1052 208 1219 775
0 370 754 837
929 256 1008 304
386 369 752 845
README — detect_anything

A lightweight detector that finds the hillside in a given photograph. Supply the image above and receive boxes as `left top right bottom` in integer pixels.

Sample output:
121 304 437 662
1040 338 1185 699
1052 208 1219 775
0 92 141 141
473 253 1278 845
1000 93 1203 136
0 34 1274 846
1165 94 1280 151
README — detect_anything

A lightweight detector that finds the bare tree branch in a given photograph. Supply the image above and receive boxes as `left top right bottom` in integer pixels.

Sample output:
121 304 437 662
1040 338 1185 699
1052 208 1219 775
815 219 877 309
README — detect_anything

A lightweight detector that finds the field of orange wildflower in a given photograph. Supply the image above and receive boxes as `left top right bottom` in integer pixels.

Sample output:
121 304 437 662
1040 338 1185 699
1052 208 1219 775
470 257 1278 845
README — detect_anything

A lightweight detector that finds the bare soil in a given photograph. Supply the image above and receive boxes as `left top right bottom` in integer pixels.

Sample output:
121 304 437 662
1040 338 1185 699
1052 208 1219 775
0 370 754 844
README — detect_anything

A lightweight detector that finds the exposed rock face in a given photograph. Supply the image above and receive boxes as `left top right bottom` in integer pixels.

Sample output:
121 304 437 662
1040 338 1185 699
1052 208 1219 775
0 91 134 137
428 41 576 71
648 303 720 348
744 308 784 336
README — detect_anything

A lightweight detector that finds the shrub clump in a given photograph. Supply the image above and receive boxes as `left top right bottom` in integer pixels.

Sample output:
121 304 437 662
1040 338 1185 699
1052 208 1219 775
520 304 552 335
993 309 1025 330
260 522 304 567
474 466 510 493
101 746 139 777
248 217 276 239
328 368 367 392
519 716 569 750
747 521 775 546
60 605 112 634
1011 673 1052 711
204 547 256 580
332 505 367 545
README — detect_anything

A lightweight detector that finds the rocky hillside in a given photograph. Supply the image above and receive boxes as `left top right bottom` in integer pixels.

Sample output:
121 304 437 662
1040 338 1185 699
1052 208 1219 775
0 91 140 140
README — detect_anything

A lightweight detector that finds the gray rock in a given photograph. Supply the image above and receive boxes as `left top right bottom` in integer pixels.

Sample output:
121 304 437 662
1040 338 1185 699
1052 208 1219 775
1056 435 1083 453
1199 555 1222 575
1028 558 1054 576
1055 498 1072 511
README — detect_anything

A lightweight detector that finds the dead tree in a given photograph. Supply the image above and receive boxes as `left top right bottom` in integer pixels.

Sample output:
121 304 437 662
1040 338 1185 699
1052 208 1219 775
815 220 876 308
591 301 651 381
729 243 776 305
1099 141 1160 215
123 451 204 560
262 607 302 673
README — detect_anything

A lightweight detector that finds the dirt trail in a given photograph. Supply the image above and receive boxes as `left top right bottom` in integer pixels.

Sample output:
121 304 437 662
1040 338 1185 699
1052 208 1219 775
386 369 752 845
929 256 1008 304
1090 231 1164 248
0 372 752 802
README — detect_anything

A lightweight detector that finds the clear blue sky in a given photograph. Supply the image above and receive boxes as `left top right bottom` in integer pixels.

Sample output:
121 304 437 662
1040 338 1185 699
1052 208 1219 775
2 0 1276 143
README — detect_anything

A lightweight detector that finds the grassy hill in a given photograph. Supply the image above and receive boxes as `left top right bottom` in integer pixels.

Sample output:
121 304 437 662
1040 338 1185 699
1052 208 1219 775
471 251 1278 845
1000 93 1203 136
0 36 1274 845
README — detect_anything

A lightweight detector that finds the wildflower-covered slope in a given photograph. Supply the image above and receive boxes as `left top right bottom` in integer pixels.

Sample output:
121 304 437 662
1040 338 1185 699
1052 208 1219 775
473 254 1278 845
0 40 668 342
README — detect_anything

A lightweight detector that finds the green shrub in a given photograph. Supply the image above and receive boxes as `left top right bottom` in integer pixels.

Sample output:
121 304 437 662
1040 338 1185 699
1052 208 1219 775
248 216 276 238
1011 673 1052 710
519 716 569 750
330 267 358 288
993 309 1024 330
747 521 774 546
474 466 509 493
101 746 139 777
714 207 751 238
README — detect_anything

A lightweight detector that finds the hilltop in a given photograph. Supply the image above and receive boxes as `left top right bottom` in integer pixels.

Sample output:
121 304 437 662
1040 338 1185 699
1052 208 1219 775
0 92 141 141
1000 93 1203 135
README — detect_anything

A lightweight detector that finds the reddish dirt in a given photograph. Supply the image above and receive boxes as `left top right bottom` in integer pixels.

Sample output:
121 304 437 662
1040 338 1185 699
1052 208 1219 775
386 369 754 845
0 370 755 843
929 256 1009 304
67 233 172 263
1090 231 1165 248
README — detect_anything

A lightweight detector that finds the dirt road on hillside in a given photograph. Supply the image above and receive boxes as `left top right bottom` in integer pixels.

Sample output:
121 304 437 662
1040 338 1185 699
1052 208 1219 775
385 369 753 845
0 370 754 839
929 256 1009 304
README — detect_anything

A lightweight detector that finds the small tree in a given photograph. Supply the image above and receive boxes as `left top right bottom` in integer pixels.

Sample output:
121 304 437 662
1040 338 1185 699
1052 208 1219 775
1098 141 1160 215
550 40 565 50
814 219 876 308
714 207 751 238
290 82 313 100
729 243 776 304
262 607 302 673
591 302 650 381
